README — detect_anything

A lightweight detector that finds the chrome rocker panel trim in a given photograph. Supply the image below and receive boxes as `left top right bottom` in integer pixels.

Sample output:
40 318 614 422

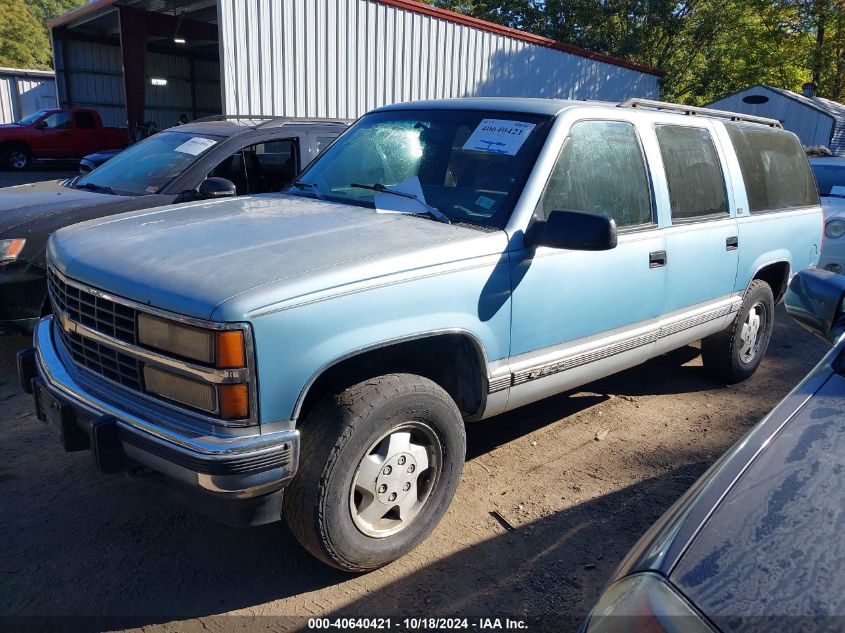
33 317 299 498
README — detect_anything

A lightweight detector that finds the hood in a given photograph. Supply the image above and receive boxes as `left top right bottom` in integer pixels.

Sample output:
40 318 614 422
0 179 115 234
671 370 845 625
49 194 507 321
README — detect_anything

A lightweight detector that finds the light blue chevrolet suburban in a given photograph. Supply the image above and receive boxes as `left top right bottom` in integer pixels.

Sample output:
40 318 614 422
18 98 822 571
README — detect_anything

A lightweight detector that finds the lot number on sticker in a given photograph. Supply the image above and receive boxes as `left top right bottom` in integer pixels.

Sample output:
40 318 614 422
463 119 536 155
174 137 217 156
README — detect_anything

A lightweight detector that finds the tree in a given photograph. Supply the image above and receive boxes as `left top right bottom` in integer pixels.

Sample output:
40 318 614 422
0 0 52 69
25 0 88 23
0 0 86 70
422 0 833 104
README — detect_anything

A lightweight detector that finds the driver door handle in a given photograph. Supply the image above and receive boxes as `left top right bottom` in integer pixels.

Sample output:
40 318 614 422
649 251 667 268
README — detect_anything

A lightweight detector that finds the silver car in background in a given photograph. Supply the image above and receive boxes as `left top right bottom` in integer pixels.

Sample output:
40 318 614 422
812 155 845 273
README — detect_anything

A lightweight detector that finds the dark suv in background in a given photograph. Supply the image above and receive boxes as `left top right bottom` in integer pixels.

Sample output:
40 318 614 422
0 116 349 335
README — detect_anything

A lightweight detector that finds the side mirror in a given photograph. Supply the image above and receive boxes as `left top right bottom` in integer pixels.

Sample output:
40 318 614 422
197 177 237 199
526 210 617 251
35 121 47 130
784 268 845 342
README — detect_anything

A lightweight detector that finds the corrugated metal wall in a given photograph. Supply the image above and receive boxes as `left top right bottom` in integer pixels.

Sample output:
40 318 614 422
217 0 660 118
145 52 221 128
54 38 221 129
0 71 57 123
708 86 834 148
56 38 127 127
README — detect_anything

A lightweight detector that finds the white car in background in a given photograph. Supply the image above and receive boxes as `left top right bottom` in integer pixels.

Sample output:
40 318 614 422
812 155 845 274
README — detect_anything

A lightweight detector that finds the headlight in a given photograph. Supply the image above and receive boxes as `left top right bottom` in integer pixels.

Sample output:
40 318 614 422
0 238 26 262
138 313 215 363
137 313 250 419
138 313 246 368
584 573 715 633
826 219 845 239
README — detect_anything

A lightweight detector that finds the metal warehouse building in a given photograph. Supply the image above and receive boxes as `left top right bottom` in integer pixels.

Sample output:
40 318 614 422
49 0 662 131
708 83 845 155
0 67 57 124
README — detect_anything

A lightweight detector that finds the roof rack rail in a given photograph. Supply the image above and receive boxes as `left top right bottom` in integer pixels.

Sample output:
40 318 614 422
255 116 352 128
192 114 276 123
618 98 783 128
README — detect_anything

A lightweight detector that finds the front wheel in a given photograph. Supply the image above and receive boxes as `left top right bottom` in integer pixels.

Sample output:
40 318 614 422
4 145 31 170
283 373 466 572
701 279 774 383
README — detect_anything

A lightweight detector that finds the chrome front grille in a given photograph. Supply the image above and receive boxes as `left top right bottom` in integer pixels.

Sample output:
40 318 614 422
48 267 136 343
48 267 143 392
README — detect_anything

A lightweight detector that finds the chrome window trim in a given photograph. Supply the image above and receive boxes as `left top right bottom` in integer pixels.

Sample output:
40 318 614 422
48 264 259 427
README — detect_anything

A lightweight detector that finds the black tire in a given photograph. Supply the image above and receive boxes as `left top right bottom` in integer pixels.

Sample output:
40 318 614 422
701 279 774 383
283 373 466 572
3 144 31 171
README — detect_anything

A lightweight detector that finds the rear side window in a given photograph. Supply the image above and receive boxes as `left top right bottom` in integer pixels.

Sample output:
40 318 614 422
655 125 727 220
725 123 819 212
539 120 653 228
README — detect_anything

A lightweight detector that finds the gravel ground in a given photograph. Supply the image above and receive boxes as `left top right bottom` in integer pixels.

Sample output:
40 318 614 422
0 306 829 632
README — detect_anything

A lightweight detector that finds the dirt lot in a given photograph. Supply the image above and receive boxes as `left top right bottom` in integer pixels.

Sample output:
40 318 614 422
0 162 831 632
0 304 829 632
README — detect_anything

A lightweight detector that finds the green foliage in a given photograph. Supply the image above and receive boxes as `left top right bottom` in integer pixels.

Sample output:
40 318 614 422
424 0 845 104
0 0 86 70
0 0 52 69
26 0 88 23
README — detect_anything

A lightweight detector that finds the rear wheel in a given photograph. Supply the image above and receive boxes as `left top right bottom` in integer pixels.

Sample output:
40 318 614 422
283 373 466 572
701 279 774 383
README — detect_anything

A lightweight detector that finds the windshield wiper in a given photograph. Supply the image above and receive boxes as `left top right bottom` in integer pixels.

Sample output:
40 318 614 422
350 182 451 224
75 181 117 195
289 180 324 199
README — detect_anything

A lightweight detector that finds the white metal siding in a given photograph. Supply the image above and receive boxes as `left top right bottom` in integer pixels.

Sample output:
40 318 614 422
0 72 57 123
145 52 221 128
57 40 221 129
708 87 835 148
218 0 660 118
62 39 126 127
0 78 15 123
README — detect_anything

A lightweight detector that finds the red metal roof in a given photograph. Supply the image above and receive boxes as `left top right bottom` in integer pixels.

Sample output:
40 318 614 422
49 0 663 77
47 0 116 28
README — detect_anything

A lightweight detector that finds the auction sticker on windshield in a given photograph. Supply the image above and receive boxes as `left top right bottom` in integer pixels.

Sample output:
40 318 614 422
463 119 536 155
174 137 217 156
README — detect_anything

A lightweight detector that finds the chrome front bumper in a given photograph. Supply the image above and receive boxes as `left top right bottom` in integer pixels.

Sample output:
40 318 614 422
23 317 299 520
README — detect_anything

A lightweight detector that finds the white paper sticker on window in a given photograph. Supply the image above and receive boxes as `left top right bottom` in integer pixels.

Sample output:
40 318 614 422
462 119 536 155
174 137 217 156
832 185 845 197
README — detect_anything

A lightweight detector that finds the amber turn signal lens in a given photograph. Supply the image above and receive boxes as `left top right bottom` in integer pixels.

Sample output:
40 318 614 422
216 330 246 368
218 384 249 419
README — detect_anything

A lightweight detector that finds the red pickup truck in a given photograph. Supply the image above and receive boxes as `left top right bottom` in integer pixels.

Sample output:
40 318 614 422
0 108 127 170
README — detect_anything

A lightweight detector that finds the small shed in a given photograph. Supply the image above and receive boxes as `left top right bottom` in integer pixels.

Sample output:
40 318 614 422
0 67 57 124
707 84 845 155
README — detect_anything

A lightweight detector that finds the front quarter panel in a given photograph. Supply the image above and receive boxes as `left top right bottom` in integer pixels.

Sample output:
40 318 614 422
227 233 512 427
